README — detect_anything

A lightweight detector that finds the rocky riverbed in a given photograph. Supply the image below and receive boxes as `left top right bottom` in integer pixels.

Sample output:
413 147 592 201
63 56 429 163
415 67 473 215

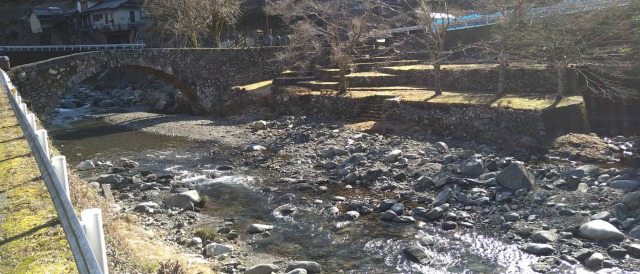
59 107 640 273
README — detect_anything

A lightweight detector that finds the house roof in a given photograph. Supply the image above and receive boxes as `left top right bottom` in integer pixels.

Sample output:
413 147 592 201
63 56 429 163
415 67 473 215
87 0 141 12
30 7 65 17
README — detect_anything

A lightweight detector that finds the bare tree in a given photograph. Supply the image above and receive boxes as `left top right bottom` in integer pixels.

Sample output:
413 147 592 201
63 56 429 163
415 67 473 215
475 0 531 97
401 0 457 96
143 0 242 48
266 0 387 95
525 2 639 101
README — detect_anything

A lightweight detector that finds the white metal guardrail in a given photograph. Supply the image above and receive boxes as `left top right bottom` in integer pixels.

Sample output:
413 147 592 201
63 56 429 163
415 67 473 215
0 68 107 274
0 43 144 52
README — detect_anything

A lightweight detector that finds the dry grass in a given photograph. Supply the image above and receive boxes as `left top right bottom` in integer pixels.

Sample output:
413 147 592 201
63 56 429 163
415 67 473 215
549 133 611 162
348 89 583 110
382 63 547 71
237 80 273 91
346 72 395 77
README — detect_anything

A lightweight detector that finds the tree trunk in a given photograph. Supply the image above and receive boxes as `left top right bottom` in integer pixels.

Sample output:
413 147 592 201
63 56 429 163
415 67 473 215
434 63 442 95
337 66 348 96
556 64 567 101
497 61 507 97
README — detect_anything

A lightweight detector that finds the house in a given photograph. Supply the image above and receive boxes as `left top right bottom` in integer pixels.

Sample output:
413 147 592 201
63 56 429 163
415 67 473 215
28 7 66 33
72 0 147 43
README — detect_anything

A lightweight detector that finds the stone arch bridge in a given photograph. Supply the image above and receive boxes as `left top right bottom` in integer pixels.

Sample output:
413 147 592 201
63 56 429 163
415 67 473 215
6 48 282 120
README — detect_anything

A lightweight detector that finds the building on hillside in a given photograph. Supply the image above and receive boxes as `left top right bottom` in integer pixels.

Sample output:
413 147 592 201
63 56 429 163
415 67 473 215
70 0 148 44
28 7 68 33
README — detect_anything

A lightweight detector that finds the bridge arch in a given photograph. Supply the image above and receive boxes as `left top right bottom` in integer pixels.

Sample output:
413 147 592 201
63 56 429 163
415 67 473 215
7 48 282 120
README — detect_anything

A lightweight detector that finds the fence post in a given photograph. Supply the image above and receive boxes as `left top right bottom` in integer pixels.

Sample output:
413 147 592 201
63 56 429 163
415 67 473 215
27 114 37 130
20 103 27 115
36 129 49 157
81 209 109 274
52 156 70 199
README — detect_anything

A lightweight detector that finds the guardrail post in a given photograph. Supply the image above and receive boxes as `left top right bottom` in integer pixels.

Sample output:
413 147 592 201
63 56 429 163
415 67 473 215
36 129 49 157
15 95 21 105
27 113 37 130
20 103 27 115
52 156 70 199
81 209 109 274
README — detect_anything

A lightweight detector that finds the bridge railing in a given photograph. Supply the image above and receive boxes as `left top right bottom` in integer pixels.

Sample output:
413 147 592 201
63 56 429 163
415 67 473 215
0 68 107 274
0 43 145 52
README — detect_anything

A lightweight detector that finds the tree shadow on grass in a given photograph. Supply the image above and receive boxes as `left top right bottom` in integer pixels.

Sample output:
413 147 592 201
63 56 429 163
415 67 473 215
0 153 31 164
0 218 60 246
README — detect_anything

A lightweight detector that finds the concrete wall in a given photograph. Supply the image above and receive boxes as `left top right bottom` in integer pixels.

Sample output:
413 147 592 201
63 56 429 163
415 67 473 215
7 47 283 120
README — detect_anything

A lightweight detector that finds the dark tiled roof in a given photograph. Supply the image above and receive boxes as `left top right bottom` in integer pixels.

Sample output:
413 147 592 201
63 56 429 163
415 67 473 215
31 7 64 17
87 0 141 12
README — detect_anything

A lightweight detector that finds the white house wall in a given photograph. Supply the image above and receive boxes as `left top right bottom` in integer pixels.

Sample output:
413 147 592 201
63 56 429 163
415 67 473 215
29 13 43 33
89 8 147 29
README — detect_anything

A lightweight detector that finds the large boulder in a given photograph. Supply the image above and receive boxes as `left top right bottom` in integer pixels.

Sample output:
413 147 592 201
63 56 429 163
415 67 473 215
579 220 625 241
610 180 639 192
164 190 200 210
496 163 536 190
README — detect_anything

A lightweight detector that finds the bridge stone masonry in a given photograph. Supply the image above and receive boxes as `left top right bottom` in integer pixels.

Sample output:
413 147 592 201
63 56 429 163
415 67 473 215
7 48 283 120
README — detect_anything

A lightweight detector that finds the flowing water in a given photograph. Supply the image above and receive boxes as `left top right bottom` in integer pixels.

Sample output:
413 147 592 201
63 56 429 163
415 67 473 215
48 105 589 274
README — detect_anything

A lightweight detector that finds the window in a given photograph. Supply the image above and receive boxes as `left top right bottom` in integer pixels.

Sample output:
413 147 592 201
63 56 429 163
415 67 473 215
130 11 135 22
93 14 103 22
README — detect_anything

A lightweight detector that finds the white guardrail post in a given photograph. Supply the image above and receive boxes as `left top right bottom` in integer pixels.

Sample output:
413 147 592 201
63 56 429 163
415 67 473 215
0 67 105 274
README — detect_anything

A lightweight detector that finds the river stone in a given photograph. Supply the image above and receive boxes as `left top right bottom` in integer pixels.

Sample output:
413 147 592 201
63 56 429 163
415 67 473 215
204 243 233 257
245 264 280 274
134 202 160 212
393 216 416 223
164 190 200 210
520 243 555 255
384 150 403 163
433 188 453 206
609 180 639 192
460 158 484 177
379 199 397 211
629 225 640 240
380 210 397 221
442 221 457 230
345 172 359 184
285 269 307 274
118 158 140 169
338 211 360 221
390 203 405 214
584 252 604 269
246 144 267 152
607 245 628 259
591 212 611 221
622 192 640 210
252 120 267 130
76 160 96 171
96 174 123 185
247 224 274 234
403 245 431 264
579 220 625 241
433 142 449 152
425 207 444 220
496 163 536 190
628 244 640 258
531 231 558 243
286 261 322 273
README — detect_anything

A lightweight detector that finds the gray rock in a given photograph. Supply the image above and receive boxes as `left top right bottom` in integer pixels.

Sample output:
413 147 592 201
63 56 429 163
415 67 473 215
345 172 359 184
433 142 449 152
531 231 558 243
520 243 555 255
247 224 274 234
118 158 140 168
584 252 604 269
76 160 96 171
285 269 307 274
403 245 431 264
390 203 405 214
204 243 233 257
622 192 640 210
504 212 520 222
286 261 322 273
460 158 484 177
433 188 453 206
578 165 602 177
380 210 397 221
338 211 360 221
134 202 160 212
591 212 611 221
252 120 268 130
96 174 123 185
496 163 536 190
579 220 625 241
245 264 280 274
246 144 267 152
425 207 444 220
164 190 200 210
442 221 457 230
629 225 640 240
627 244 640 258
609 180 639 192
384 150 403 163
392 216 416 223
378 199 397 211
